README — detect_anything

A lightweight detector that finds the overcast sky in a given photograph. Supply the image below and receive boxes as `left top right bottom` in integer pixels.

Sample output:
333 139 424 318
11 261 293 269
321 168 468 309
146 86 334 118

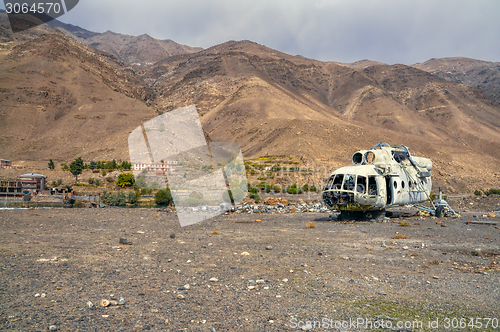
2 0 499 64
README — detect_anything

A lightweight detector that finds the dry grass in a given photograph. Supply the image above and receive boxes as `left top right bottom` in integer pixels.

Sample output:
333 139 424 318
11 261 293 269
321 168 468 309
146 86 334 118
212 230 219 235
399 221 412 227
305 221 316 229
391 233 408 239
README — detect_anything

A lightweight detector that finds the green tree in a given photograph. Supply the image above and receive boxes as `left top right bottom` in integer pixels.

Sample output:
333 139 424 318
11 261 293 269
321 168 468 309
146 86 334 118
155 188 173 206
69 157 84 181
101 191 126 206
128 191 138 205
48 159 55 170
89 161 98 170
117 173 135 188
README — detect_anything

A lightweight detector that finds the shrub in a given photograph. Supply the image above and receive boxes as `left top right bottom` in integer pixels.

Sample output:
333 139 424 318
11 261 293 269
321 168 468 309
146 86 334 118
141 188 152 195
94 179 101 186
474 190 482 196
106 177 114 183
248 186 259 194
155 188 173 206
273 186 281 193
485 188 500 196
88 178 95 185
102 170 107 176
249 193 260 203
127 191 138 205
117 173 135 188
305 221 316 228
73 200 84 208
309 185 317 192
101 191 126 206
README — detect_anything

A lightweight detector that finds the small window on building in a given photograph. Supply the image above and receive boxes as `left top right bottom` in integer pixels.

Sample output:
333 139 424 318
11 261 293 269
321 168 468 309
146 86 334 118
402 181 405 189
393 180 398 189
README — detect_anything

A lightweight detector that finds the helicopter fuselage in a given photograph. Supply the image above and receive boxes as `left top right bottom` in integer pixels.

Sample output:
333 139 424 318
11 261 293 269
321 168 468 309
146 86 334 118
322 144 432 211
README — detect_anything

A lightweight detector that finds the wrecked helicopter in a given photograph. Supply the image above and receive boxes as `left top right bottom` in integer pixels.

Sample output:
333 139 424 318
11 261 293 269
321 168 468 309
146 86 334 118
322 143 435 219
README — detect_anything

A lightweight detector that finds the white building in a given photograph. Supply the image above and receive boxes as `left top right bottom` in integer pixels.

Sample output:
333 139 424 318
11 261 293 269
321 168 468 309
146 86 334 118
132 161 177 172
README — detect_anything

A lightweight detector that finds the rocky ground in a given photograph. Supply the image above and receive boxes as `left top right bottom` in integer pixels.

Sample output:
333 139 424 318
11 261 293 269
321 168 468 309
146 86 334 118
0 202 499 331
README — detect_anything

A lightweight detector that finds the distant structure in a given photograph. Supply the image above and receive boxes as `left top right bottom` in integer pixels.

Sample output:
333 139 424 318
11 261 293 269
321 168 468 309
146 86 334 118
132 161 177 172
0 173 47 198
17 173 47 194
0 159 13 168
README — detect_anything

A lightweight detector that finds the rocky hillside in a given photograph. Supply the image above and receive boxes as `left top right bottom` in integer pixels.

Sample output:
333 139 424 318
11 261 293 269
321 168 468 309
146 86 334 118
47 20 203 69
140 40 500 192
0 33 155 162
1 18 499 192
413 57 500 105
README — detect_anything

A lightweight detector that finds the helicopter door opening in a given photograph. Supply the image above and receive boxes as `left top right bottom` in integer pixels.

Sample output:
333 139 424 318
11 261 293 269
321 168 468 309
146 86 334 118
385 176 392 205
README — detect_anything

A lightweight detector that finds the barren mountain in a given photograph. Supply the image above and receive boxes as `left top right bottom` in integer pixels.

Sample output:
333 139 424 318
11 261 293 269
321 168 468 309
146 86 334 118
48 19 203 69
413 57 500 105
1 18 500 192
141 40 500 192
0 32 155 162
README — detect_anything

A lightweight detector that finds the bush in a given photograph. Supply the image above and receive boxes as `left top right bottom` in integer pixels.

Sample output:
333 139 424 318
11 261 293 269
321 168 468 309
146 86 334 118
249 193 260 203
117 173 135 188
309 185 317 192
106 177 114 183
127 191 138 205
88 178 95 185
485 188 500 196
248 186 259 194
141 188 152 195
73 200 84 208
94 179 101 186
273 186 281 193
101 191 126 206
474 190 482 196
102 170 107 176
155 188 173 206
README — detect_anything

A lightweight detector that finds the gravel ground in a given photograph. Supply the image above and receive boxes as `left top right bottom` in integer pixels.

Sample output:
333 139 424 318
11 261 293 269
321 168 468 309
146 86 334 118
0 206 499 331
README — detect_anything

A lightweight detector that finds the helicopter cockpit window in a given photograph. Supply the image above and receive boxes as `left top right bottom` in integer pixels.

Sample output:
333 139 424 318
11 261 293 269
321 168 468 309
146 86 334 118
368 176 377 195
325 177 334 190
356 175 366 193
332 174 343 190
343 174 356 191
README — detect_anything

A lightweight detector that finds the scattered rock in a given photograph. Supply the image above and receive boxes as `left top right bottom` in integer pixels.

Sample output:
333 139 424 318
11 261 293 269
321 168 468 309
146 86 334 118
241 252 250 256
170 233 176 239
49 325 57 331
34 293 40 298
118 297 126 305
381 242 387 247
101 299 110 307
265 246 273 250
209 277 218 282
488 212 496 218
86 301 93 308
433 276 440 279
119 238 132 245
378 291 387 295
177 294 185 300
